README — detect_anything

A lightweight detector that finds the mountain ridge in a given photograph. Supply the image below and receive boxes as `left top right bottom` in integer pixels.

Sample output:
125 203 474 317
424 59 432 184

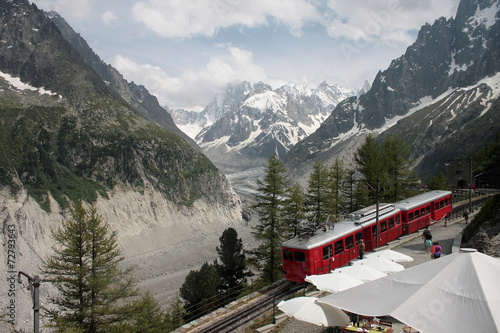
285 0 500 182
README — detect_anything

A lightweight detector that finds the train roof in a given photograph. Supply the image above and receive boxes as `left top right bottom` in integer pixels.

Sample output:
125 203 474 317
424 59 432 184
282 204 401 250
393 190 452 211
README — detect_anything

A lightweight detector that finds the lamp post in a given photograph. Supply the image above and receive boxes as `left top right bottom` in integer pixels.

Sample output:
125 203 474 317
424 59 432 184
18 271 40 333
344 177 381 249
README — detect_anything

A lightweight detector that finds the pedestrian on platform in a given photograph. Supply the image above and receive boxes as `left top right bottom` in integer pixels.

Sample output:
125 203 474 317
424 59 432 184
463 209 469 223
359 240 365 260
422 228 432 253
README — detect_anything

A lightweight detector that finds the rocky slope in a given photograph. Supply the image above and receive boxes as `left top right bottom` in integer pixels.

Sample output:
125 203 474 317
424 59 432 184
0 1 243 330
286 0 500 182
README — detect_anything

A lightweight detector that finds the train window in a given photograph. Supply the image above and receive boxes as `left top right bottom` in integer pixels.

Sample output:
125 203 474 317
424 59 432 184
372 225 378 238
388 217 394 229
396 215 400 225
294 251 306 263
445 198 449 206
345 235 354 249
283 249 293 261
409 212 414 221
440 200 444 209
415 210 420 218
426 206 430 215
356 232 363 244
334 240 344 255
323 244 333 260
380 221 387 233
421 208 425 216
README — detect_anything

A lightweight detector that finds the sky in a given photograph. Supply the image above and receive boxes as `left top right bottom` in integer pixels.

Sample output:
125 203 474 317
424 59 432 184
31 0 461 111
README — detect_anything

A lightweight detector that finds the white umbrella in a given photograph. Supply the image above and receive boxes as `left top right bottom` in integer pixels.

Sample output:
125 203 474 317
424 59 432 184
353 256 405 274
305 273 364 293
277 296 350 327
335 264 388 282
364 249 414 263
318 249 500 333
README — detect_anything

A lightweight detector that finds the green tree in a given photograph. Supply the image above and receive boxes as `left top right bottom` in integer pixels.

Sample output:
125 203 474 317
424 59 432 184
214 228 251 303
327 158 346 220
354 134 384 206
165 294 185 331
248 154 288 283
283 182 306 238
381 135 416 201
306 161 330 226
427 172 449 190
116 292 168 333
43 201 137 333
180 262 221 320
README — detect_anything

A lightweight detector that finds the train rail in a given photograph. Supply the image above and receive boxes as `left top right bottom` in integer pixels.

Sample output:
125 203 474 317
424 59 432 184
187 282 297 333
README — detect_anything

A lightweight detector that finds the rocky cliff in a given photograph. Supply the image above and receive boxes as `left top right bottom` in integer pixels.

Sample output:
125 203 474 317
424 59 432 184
286 0 500 181
0 2 243 330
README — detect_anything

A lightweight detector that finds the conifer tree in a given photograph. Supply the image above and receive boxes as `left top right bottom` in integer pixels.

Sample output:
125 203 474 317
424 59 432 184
381 134 416 201
248 154 288 283
283 182 306 237
117 292 168 333
180 262 220 320
427 172 449 190
214 227 251 303
306 161 330 226
327 157 346 219
354 134 384 205
43 201 137 333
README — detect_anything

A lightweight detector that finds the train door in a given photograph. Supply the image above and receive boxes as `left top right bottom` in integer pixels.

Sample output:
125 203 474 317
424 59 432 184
363 227 374 251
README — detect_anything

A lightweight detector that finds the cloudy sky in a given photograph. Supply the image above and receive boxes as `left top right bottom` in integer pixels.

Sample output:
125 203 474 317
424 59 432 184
32 0 460 110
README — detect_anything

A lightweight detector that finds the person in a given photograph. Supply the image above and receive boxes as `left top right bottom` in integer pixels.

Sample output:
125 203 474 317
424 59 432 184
463 209 469 223
431 241 441 259
422 228 432 253
359 240 365 260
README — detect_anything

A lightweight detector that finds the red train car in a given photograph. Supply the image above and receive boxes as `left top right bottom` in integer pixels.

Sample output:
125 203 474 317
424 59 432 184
393 190 452 235
281 190 452 284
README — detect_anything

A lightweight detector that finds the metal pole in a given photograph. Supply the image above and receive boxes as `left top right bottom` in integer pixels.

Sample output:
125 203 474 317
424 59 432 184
33 275 40 333
18 272 40 333
376 178 379 249
469 158 472 213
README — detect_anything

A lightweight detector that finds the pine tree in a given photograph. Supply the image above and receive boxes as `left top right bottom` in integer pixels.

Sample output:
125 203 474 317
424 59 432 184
283 182 306 238
381 134 416 201
214 228 251 304
327 157 346 220
427 172 449 190
306 161 330 226
354 134 384 205
248 154 288 283
180 262 220 320
117 292 168 333
43 201 137 333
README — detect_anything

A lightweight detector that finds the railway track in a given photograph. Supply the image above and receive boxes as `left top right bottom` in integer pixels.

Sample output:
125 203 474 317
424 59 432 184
188 282 297 333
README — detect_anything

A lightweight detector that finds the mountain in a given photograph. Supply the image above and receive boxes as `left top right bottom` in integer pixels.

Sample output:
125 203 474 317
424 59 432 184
0 1 242 328
172 80 356 172
286 0 500 182
46 11 199 150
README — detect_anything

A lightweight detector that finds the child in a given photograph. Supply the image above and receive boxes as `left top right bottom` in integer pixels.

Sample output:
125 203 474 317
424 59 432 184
431 241 441 259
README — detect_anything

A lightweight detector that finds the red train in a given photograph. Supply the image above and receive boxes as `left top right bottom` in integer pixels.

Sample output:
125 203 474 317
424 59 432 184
281 190 452 284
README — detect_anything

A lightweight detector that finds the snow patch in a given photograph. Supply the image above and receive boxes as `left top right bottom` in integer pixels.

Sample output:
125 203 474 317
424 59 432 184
0 71 59 97
468 2 500 30
448 53 468 76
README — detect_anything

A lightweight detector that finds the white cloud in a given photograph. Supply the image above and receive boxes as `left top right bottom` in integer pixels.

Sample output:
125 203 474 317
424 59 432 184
34 0 92 19
131 0 322 38
324 0 460 45
113 46 272 110
101 11 118 26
